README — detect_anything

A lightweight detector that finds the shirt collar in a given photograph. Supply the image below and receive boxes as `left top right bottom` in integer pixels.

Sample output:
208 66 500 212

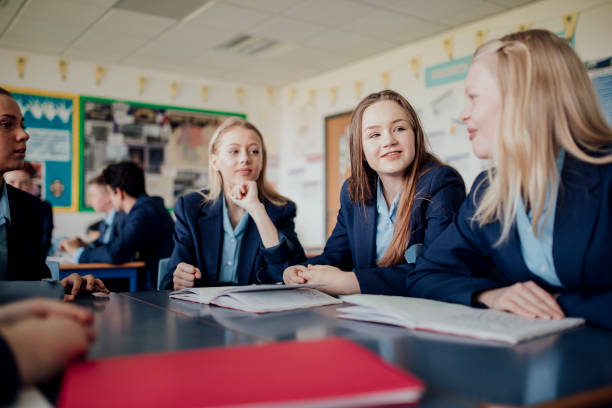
103 208 116 225
0 181 10 227
376 178 399 219
222 195 249 236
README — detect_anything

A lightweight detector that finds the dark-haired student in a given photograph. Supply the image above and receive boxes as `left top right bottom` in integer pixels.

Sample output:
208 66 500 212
406 30 612 329
160 117 306 290
283 90 465 295
61 161 174 290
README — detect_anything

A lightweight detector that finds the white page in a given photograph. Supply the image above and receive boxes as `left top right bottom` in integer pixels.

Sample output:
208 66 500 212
169 284 327 305
340 295 584 344
214 288 342 313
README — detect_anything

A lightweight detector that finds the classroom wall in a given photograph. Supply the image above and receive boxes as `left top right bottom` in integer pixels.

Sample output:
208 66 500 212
276 0 612 248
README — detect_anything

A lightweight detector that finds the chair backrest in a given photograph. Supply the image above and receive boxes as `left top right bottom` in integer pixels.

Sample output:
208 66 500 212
45 260 60 280
157 257 170 290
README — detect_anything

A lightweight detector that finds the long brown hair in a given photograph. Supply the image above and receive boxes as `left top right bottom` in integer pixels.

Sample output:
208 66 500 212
203 117 289 206
348 90 440 266
472 30 612 244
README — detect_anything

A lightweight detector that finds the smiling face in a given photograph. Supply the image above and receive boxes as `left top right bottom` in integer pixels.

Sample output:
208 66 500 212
211 126 263 187
460 55 501 160
360 100 416 181
0 95 29 176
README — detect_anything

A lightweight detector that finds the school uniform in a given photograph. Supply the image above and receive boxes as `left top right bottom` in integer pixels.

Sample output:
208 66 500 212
306 163 466 295
77 194 174 290
407 151 612 328
161 191 306 290
90 209 127 247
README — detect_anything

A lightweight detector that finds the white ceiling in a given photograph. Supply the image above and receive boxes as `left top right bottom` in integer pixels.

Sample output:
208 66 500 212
0 0 536 86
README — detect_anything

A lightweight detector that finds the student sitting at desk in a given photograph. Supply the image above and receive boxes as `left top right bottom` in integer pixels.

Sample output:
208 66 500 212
4 162 53 255
406 29 612 328
0 87 105 299
283 90 465 295
160 117 306 290
61 161 174 290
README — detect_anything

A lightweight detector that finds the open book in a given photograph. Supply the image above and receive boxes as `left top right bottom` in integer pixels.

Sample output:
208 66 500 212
338 295 584 344
170 284 342 313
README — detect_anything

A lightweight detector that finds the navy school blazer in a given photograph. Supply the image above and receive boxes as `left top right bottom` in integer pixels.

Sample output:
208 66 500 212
407 152 612 328
79 194 174 290
5 184 50 281
305 163 466 295
161 191 306 290
91 210 127 247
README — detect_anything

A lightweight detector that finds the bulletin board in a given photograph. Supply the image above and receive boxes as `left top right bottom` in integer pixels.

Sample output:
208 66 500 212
79 96 245 210
6 86 79 212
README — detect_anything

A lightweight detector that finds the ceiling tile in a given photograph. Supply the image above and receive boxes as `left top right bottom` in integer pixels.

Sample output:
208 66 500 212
486 0 534 8
80 8 176 40
67 0 118 6
157 26 240 50
6 18 83 43
0 0 27 35
224 0 304 13
249 16 324 42
283 0 376 27
384 0 483 22
181 2 271 32
343 10 445 43
440 2 504 26
19 0 108 27
0 34 67 54
302 29 399 58
114 0 211 20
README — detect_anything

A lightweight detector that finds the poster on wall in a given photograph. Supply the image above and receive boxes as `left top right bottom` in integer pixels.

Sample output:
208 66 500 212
8 87 78 211
80 96 244 210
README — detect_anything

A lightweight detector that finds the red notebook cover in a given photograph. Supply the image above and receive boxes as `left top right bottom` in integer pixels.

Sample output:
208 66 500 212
58 337 424 408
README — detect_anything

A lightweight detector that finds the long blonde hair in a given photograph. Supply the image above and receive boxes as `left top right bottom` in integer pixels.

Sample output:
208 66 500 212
203 117 288 206
348 90 441 266
473 29 612 244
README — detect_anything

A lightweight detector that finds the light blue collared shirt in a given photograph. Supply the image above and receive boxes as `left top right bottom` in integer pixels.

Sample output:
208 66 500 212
516 150 566 287
219 195 249 283
100 209 117 244
0 181 10 228
375 179 399 263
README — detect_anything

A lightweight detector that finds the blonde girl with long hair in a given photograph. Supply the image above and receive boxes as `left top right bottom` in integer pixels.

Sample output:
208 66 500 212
407 29 612 328
161 117 305 289
283 90 465 295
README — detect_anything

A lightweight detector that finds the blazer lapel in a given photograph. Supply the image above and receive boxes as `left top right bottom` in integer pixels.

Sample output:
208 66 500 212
237 218 260 284
553 155 601 288
198 199 223 284
354 199 377 268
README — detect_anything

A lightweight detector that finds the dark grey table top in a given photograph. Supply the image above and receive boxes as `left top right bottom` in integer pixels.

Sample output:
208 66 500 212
78 290 612 408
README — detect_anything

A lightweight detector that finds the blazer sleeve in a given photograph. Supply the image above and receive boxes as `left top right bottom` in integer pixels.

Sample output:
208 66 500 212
161 196 198 290
78 201 156 265
405 173 504 305
558 292 612 329
355 165 467 295
40 201 53 255
0 335 21 405
306 182 356 271
255 201 307 283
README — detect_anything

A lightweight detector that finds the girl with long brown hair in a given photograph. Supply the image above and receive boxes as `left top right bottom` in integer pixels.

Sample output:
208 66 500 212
283 90 465 295
407 30 612 328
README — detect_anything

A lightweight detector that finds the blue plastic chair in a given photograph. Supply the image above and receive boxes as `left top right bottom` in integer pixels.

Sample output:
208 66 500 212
45 260 60 280
157 257 170 290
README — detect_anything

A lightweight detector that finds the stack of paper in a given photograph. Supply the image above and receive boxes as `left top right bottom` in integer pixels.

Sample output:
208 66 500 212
338 294 584 344
170 284 342 313
58 337 424 407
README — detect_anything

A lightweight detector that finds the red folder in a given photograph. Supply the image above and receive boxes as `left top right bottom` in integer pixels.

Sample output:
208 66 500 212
58 337 424 407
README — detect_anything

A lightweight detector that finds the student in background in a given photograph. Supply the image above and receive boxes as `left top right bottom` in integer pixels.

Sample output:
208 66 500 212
61 161 174 290
4 162 53 254
60 174 126 248
161 117 306 290
406 30 612 328
0 298 95 404
283 90 465 295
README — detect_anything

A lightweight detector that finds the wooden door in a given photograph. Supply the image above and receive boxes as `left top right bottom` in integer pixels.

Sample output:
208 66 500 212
325 112 352 238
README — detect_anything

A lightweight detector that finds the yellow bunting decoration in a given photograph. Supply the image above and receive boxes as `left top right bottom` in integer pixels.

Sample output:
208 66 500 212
95 65 107 86
235 87 244 104
15 57 27 79
267 86 275 103
138 76 148 95
563 13 579 40
354 81 362 100
517 23 531 32
450 123 456 135
201 86 209 103
443 36 453 60
288 87 296 103
170 82 180 100
475 29 488 48
381 72 390 89
330 87 337 104
308 88 316 104
58 59 68 81
410 57 420 79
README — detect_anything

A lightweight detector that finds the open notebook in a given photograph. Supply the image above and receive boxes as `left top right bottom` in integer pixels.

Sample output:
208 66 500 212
170 284 342 313
338 295 585 344
58 337 424 408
